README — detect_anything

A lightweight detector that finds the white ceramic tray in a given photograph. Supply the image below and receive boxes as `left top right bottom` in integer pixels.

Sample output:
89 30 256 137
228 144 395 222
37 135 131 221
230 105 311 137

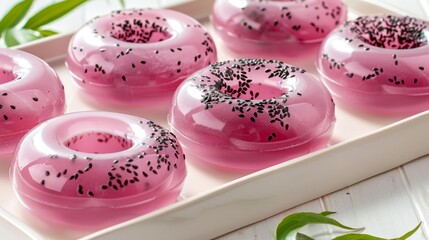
1 0 428 239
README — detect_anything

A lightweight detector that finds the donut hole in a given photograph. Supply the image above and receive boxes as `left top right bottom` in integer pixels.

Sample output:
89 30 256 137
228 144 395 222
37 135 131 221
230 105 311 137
350 15 428 49
0 69 16 84
65 132 133 154
110 19 172 43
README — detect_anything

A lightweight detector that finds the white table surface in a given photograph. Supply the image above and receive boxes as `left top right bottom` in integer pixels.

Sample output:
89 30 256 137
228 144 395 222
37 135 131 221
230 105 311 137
1 0 429 239
213 2 429 240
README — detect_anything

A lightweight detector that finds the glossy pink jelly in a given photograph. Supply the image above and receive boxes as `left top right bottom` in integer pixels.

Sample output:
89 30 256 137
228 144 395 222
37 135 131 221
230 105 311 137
0 48 65 156
316 15 429 116
211 0 347 58
66 9 217 106
11 111 186 229
168 59 335 171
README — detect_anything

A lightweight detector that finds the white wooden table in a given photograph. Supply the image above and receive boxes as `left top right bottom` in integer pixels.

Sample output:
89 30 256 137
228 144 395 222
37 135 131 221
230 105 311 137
215 2 429 239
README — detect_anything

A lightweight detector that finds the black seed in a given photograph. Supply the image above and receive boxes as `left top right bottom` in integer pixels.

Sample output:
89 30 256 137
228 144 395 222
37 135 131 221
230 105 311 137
78 185 84 195
419 66 425 70
32 97 39 102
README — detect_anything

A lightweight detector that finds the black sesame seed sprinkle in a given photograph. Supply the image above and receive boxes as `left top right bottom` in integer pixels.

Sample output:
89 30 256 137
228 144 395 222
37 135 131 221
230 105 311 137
74 119 184 195
323 15 429 86
349 15 427 49
195 59 299 141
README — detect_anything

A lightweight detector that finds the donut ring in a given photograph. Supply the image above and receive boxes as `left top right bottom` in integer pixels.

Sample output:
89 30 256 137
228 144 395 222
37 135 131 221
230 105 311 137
66 8 217 105
211 0 347 57
11 111 186 229
0 48 65 156
316 15 429 116
168 59 335 171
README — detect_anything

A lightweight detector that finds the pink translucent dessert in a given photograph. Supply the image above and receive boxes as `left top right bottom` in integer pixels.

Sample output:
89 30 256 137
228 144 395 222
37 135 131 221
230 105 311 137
0 48 65 156
168 59 335 171
211 0 347 57
316 15 429 116
11 111 186 229
66 9 217 106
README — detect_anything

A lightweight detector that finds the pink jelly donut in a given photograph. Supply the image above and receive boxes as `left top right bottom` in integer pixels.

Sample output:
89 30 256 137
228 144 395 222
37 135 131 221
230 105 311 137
0 48 65 156
316 15 429 116
211 0 347 57
66 8 217 105
11 111 186 229
168 59 335 171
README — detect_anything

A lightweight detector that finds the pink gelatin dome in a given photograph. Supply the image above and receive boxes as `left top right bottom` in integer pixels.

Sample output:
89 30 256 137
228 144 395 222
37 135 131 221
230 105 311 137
0 48 65 156
168 59 335 172
11 111 186 229
66 8 217 106
211 0 347 58
316 15 429 116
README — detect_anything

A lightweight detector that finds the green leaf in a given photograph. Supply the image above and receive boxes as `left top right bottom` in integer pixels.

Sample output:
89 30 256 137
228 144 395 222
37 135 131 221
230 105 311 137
23 0 87 29
3 30 19 47
333 233 386 240
37 29 58 37
332 222 421 240
397 222 421 240
3 28 42 47
296 233 315 240
0 0 33 37
276 212 363 240
118 0 126 9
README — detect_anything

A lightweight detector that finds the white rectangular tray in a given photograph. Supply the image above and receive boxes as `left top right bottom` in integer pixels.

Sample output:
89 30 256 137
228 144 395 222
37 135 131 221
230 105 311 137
2 1 428 239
